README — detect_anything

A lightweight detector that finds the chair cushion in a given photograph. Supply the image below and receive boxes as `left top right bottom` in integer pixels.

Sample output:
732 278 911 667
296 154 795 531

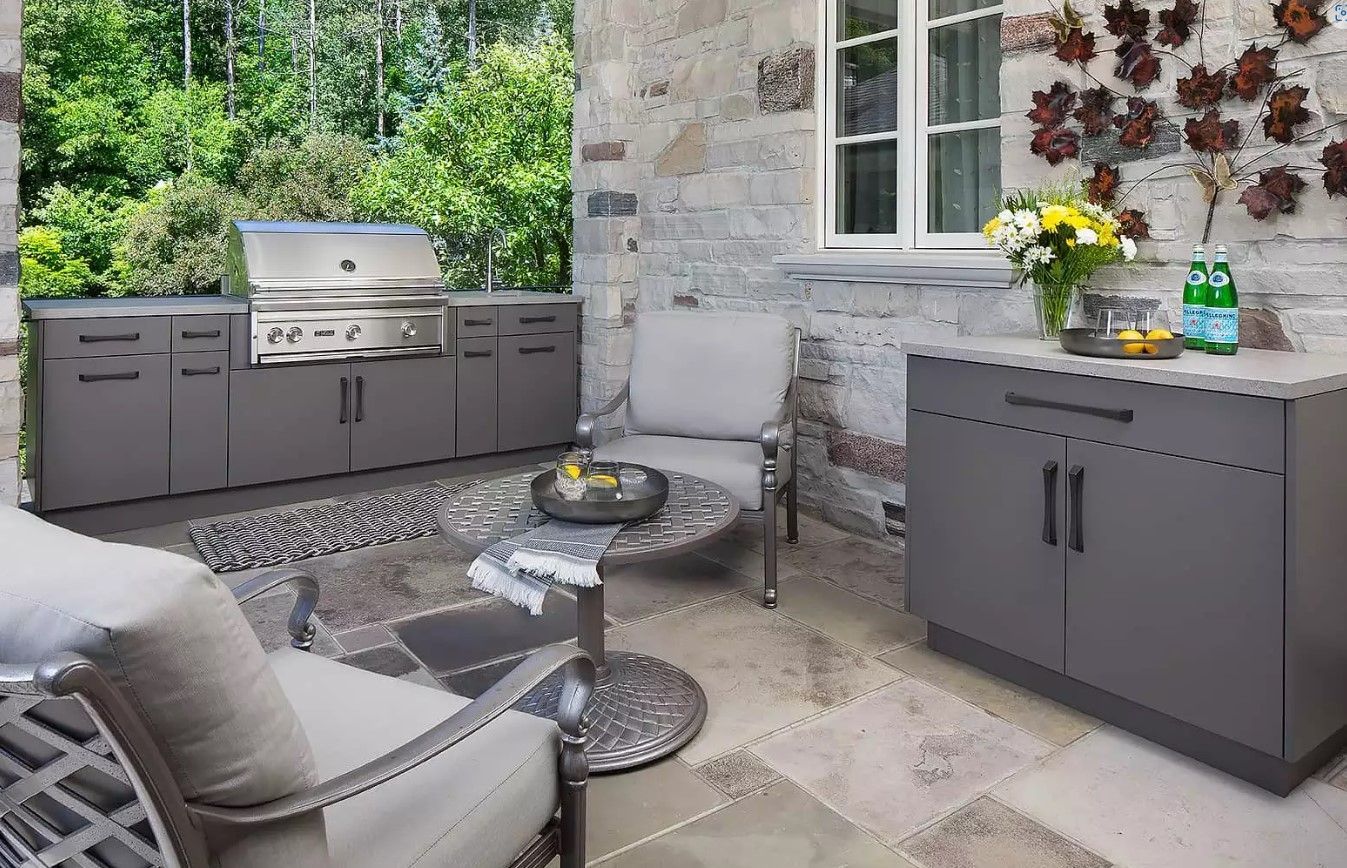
594 435 772 510
0 506 317 807
263 648 561 868
625 311 794 442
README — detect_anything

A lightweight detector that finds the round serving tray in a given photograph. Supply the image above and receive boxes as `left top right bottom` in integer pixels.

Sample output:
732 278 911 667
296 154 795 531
531 464 670 524
1059 327 1185 360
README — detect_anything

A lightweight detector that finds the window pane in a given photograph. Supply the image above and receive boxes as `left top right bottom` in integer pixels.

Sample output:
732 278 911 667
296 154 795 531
838 141 898 235
839 39 898 136
928 15 1001 125
927 126 1000 234
929 0 1000 19
841 0 898 40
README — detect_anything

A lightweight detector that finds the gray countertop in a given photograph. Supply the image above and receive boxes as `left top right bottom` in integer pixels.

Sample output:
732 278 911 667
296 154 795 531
904 335 1347 400
23 291 579 320
444 291 578 307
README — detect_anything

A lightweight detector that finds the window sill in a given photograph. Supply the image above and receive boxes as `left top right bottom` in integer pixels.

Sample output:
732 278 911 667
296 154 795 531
774 250 1013 289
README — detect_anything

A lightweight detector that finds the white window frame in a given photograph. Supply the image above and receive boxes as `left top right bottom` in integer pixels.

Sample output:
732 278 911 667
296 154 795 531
820 1 1004 251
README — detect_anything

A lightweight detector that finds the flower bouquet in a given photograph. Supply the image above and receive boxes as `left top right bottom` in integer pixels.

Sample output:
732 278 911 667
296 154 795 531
983 181 1138 339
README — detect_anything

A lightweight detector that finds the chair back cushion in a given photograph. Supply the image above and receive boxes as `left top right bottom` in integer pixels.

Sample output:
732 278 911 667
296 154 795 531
625 311 795 441
0 506 318 807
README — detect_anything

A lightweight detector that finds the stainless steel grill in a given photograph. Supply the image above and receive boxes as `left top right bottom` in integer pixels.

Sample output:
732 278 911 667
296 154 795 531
226 220 451 365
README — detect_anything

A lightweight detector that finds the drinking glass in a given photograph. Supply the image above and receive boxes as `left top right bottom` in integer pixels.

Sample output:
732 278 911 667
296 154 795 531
1133 309 1172 336
1094 308 1134 338
585 460 624 501
554 451 588 501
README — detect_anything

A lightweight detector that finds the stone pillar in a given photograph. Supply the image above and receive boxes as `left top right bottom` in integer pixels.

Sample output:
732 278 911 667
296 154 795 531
0 1 19 506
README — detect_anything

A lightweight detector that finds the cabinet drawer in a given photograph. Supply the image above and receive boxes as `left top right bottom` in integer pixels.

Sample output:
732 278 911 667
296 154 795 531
171 352 229 494
498 333 576 452
457 337 499 456
43 317 171 359
457 307 498 338
172 315 230 353
498 303 577 336
40 355 170 509
909 356 1285 473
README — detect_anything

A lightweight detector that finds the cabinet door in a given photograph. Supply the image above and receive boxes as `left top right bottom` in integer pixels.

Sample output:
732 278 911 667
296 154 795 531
170 352 229 494
907 410 1068 671
456 337 498 456
228 365 351 487
350 356 456 472
1064 440 1284 755
41 355 171 510
497 333 577 453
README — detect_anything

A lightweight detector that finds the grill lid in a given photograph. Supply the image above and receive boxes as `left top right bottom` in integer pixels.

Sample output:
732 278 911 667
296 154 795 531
227 220 445 296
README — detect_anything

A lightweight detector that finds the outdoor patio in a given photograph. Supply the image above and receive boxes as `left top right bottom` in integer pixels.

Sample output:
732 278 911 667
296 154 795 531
95 463 1347 868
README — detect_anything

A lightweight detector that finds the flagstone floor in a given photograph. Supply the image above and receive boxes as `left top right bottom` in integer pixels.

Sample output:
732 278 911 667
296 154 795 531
104 464 1347 868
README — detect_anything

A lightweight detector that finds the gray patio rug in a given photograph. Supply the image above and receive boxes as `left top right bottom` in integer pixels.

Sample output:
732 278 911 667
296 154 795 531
188 482 474 573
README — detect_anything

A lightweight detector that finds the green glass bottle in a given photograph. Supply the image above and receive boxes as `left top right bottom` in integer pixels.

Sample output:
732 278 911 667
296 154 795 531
1204 244 1239 355
1182 245 1209 350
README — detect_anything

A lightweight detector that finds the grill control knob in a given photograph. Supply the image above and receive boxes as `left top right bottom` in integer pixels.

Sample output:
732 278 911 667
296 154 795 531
286 327 303 344
401 321 418 338
346 324 362 341
266 327 284 345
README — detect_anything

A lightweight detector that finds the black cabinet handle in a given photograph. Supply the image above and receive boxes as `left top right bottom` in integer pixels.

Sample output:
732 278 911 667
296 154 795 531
1067 465 1085 553
79 333 140 343
79 371 140 382
1005 392 1134 423
519 314 557 324
354 375 365 423
180 329 222 339
463 318 493 326
180 366 221 376
463 350 494 358
519 345 556 354
339 377 349 424
1042 460 1059 546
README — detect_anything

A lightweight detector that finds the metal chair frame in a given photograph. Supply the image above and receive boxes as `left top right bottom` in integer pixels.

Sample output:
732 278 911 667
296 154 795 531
0 569 594 868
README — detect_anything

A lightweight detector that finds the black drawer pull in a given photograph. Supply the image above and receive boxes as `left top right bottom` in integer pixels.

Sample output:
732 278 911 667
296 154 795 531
79 371 140 382
519 345 556 354
1005 392 1134 423
354 375 365 423
1042 460 1058 546
463 318 494 326
181 366 221 376
340 377 349 424
463 350 494 358
79 332 140 343
180 329 222 339
1068 465 1085 553
519 314 557 324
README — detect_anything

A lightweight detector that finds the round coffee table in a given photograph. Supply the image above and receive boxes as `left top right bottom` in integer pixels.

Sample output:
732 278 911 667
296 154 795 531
437 470 740 772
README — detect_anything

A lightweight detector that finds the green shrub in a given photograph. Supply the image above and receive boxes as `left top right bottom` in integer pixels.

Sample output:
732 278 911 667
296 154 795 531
18 226 96 299
236 133 371 221
118 176 244 296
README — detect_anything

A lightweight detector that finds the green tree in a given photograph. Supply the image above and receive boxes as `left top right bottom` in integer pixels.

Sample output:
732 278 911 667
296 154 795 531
353 37 573 288
236 132 371 219
18 227 98 299
118 176 245 296
29 185 135 294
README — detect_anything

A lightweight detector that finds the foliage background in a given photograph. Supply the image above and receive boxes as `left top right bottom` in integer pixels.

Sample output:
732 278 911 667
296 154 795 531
19 0 575 305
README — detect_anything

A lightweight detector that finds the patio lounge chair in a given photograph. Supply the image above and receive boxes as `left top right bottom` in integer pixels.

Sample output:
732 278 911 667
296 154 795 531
0 506 595 868
576 310 800 607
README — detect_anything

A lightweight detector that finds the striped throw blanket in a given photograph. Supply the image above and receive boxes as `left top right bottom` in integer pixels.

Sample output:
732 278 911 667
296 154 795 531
467 519 624 615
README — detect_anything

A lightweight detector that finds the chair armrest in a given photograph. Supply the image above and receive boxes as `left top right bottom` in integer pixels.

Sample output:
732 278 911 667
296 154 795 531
576 381 630 449
231 569 320 650
760 377 799 463
186 645 596 827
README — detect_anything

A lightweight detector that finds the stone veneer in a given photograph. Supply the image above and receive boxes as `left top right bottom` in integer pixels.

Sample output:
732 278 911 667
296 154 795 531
0 1 18 506
571 0 1346 537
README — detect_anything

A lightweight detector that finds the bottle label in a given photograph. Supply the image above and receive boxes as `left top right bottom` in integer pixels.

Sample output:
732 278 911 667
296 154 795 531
1186 270 1207 286
1203 308 1239 345
1209 271 1230 288
1183 303 1205 338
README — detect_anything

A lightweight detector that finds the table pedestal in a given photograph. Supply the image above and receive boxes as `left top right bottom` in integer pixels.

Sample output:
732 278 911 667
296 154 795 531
513 572 708 773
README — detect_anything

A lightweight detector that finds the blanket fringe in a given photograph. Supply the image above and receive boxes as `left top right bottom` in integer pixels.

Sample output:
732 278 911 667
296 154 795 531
506 550 603 588
468 557 546 616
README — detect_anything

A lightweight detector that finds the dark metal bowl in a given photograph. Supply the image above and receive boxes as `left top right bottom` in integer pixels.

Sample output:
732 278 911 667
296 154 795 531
1059 328 1185 360
531 464 670 524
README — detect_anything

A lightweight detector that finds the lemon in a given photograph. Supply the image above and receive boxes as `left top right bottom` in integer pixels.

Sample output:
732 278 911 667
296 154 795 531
1145 328 1174 341
1116 329 1144 341
588 474 619 488
561 463 583 480
1142 342 1160 354
1122 342 1146 355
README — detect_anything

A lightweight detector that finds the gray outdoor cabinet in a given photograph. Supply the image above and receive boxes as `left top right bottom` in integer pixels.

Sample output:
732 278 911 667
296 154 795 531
456 336 499 456
904 339 1347 796
170 351 230 494
349 356 456 472
227 363 353 487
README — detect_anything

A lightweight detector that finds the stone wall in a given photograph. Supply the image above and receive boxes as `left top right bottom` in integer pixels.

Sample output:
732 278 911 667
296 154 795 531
572 0 1347 537
0 2 18 506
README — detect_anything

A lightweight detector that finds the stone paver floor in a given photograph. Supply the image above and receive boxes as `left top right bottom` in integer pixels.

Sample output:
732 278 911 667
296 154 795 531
116 464 1347 867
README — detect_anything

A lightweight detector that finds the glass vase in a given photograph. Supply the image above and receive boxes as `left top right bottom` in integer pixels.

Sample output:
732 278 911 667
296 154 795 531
1031 280 1079 341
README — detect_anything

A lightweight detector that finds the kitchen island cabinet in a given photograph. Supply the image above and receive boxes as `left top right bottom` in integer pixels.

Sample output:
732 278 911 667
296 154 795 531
904 336 1347 796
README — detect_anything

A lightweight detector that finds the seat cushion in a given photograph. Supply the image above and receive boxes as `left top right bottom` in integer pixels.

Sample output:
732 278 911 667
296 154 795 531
264 648 560 868
625 311 794 442
594 435 772 510
0 506 316 807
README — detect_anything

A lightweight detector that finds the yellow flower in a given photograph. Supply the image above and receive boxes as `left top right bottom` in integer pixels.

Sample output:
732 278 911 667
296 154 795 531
1066 238 1077 247
1040 204 1070 230
983 216 1002 237
1064 212 1091 230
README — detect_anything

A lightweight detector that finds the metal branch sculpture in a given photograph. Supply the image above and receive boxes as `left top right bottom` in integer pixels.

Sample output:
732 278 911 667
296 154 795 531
1033 0 1347 243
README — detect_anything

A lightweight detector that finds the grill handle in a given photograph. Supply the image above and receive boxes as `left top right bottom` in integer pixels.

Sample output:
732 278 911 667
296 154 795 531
519 345 556 355
354 376 365 423
79 371 140 383
339 377 349 424
79 333 140 344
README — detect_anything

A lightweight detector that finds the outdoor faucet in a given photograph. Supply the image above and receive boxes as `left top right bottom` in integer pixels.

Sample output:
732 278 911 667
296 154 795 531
484 228 508 293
